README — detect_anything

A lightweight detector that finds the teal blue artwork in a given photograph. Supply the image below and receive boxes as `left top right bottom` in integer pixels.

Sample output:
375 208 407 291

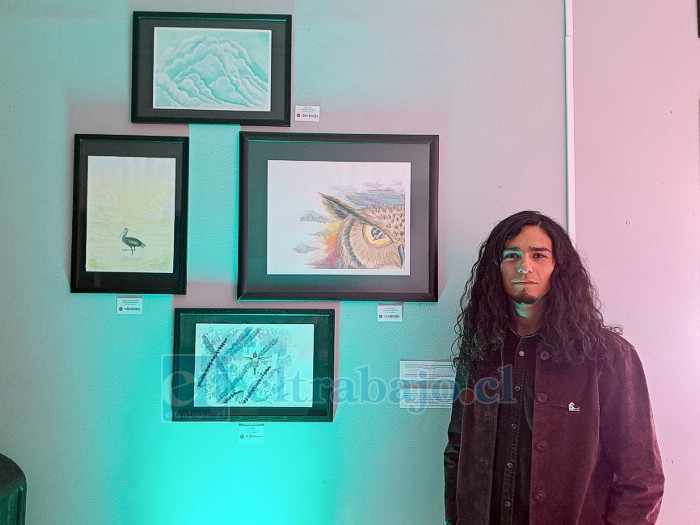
193 323 314 408
153 27 272 111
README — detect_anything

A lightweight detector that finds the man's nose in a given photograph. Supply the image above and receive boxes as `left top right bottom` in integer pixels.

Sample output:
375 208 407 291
517 257 532 274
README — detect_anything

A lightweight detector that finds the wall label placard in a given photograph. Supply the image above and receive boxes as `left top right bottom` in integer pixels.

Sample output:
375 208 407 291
399 359 455 409
238 424 265 444
117 296 143 315
294 105 320 122
378 303 403 322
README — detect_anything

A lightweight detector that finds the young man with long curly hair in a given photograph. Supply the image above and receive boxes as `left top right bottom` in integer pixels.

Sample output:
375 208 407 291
444 211 664 524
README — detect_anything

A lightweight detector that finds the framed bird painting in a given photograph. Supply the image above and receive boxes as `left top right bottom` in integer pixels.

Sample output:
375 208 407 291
238 132 439 301
70 134 189 294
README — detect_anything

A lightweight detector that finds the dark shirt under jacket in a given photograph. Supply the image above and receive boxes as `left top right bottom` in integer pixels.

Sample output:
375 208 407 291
489 331 537 524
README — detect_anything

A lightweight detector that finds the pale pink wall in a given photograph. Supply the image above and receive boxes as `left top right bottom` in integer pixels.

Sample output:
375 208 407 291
573 1 700 522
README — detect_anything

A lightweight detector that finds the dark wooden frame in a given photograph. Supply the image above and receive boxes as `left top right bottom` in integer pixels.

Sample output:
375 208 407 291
132 11 292 126
70 134 189 294
238 132 439 301
171 308 335 422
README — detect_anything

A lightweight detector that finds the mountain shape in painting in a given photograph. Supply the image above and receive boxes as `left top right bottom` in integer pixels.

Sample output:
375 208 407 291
154 32 271 111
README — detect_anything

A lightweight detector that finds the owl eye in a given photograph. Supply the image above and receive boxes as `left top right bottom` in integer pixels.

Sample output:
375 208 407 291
362 225 392 247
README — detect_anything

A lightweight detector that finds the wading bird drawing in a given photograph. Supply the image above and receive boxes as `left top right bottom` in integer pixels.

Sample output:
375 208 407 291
120 228 146 255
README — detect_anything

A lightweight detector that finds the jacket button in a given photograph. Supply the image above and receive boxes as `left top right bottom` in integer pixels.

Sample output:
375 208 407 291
540 351 550 361
536 393 547 403
536 441 547 452
535 491 546 502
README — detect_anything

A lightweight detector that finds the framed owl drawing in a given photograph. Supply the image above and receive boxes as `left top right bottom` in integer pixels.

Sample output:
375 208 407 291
238 132 439 301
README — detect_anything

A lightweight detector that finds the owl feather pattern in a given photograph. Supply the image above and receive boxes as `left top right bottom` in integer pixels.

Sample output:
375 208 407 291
320 194 405 270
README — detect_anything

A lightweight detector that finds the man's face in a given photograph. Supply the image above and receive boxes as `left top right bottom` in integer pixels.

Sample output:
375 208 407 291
500 225 555 305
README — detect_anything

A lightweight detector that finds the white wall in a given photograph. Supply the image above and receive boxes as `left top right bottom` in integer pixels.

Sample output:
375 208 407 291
573 1 700 522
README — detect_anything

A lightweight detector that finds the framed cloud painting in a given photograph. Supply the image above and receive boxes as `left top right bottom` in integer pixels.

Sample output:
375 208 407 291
131 11 291 125
171 308 335 422
238 133 439 301
70 134 188 294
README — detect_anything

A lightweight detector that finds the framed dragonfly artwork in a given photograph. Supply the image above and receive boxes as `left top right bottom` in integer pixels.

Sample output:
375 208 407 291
170 308 335 422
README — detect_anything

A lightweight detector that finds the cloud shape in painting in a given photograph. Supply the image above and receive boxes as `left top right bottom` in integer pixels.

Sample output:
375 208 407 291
293 244 318 254
300 210 333 223
154 35 271 111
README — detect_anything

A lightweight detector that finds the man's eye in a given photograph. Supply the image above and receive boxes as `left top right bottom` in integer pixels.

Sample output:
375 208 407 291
503 252 519 259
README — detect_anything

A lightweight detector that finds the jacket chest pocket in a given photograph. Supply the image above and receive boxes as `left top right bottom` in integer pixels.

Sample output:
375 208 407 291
537 395 600 416
534 363 601 415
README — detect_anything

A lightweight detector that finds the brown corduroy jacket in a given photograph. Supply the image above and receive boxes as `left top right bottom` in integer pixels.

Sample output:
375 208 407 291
444 334 664 524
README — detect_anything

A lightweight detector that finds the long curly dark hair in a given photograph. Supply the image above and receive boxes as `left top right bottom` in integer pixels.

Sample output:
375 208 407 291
453 211 621 372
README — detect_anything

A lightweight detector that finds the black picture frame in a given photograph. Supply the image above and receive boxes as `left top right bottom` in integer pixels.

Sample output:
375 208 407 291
172 308 335 422
70 134 189 294
132 11 292 126
238 132 439 301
